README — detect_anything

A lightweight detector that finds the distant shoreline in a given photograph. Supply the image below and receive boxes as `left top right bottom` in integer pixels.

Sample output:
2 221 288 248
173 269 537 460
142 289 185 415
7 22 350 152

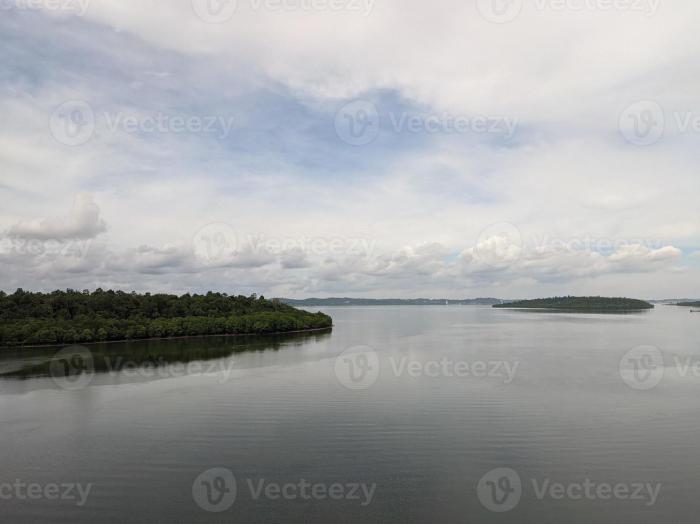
283 298 503 306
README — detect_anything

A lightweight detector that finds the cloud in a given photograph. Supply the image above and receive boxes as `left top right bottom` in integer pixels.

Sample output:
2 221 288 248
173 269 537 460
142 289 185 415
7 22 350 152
0 6 699 298
8 193 107 240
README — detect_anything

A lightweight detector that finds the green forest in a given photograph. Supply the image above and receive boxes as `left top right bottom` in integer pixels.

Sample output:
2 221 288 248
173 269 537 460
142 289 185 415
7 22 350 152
0 289 332 347
493 296 654 310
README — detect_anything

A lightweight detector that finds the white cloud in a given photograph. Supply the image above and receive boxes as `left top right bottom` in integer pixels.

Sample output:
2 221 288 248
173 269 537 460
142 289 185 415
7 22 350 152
8 193 107 240
0 4 699 298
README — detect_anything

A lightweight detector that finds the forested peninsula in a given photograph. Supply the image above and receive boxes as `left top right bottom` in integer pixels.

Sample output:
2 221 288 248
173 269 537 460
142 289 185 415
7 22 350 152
0 289 332 347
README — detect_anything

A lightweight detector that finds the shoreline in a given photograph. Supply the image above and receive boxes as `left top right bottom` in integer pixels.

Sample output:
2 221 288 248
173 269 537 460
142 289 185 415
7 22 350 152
0 326 333 351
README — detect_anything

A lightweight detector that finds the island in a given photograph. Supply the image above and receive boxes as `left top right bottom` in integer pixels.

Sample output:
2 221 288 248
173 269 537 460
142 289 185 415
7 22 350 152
674 301 700 307
0 289 332 347
492 296 654 310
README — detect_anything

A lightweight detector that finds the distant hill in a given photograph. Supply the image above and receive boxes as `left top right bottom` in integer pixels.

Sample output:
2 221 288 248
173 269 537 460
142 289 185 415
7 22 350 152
675 301 700 307
493 296 653 310
280 297 504 306
650 299 700 305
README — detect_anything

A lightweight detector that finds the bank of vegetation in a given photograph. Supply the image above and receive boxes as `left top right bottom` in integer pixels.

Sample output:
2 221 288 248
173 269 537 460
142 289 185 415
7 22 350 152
0 289 332 347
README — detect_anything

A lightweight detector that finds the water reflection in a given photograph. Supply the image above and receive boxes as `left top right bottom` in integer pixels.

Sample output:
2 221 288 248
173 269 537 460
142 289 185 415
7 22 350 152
0 330 332 382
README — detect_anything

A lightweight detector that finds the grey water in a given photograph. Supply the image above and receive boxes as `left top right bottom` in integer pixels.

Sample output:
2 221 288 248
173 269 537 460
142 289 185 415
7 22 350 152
1 305 699 523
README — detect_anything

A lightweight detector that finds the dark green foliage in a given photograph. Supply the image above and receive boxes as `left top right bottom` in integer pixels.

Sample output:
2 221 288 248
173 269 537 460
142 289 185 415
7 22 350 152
0 289 332 347
493 296 654 310
676 301 700 307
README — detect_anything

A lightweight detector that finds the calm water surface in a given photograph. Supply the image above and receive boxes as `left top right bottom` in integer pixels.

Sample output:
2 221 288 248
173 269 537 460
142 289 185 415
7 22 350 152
1 306 699 523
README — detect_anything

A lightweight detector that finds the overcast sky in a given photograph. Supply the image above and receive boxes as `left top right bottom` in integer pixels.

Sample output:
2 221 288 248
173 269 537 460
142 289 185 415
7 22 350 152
1 0 699 298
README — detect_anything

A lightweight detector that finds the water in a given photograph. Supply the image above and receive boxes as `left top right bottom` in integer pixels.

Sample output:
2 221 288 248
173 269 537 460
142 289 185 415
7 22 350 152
1 305 699 523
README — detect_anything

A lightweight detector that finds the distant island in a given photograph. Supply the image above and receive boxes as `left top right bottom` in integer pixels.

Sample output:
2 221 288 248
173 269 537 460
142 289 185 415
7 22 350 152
281 297 503 306
675 301 700 307
0 289 332 347
493 296 654 310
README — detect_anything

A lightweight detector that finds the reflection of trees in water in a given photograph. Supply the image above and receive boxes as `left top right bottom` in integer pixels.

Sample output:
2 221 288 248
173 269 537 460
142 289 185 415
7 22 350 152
1 330 332 379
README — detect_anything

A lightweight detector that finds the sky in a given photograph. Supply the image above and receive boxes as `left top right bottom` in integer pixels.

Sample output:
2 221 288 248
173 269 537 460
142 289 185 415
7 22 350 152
0 0 699 299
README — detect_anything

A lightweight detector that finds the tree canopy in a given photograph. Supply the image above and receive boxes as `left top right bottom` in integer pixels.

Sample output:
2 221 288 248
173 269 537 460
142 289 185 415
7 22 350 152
492 296 654 310
0 289 332 347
